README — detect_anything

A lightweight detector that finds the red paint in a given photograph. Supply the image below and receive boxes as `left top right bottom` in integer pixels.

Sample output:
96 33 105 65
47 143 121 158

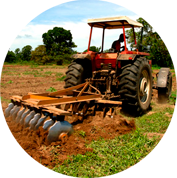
118 61 121 69
88 26 93 52
132 26 137 45
94 54 117 69
122 22 128 51
121 50 149 56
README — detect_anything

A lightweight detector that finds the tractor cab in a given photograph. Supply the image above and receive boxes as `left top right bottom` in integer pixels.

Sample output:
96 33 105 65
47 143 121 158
85 16 149 71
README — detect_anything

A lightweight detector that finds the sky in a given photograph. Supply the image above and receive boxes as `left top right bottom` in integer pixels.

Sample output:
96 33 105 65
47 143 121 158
10 0 140 52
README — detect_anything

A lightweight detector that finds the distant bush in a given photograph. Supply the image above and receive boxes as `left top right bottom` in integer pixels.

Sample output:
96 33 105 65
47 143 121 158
5 51 16 63
31 45 51 65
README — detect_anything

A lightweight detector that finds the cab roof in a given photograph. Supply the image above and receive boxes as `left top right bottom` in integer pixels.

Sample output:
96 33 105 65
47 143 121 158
87 16 143 29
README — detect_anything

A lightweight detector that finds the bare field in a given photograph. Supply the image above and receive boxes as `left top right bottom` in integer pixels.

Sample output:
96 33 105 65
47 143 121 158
0 64 176 176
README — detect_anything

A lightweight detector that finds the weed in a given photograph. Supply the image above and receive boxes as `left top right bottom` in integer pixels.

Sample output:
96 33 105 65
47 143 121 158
78 130 86 138
56 72 63 77
45 71 53 75
6 80 13 84
30 64 39 68
46 87 57 92
23 71 33 75
56 76 66 81
0 83 5 87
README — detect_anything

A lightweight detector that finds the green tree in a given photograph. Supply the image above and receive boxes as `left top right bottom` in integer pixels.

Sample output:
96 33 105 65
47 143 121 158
14 48 22 61
42 27 77 56
4 50 16 63
31 45 51 64
21 45 32 61
126 18 173 67
84 46 101 52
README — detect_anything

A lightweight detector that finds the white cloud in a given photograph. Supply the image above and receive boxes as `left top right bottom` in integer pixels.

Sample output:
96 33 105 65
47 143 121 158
0 0 141 51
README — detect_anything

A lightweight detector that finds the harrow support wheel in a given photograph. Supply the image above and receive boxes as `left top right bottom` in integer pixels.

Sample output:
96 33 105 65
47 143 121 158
158 70 172 103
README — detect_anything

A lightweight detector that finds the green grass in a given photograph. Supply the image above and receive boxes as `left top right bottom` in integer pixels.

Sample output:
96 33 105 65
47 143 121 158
136 107 173 133
53 129 159 177
51 104 173 177
169 90 176 104
0 97 11 104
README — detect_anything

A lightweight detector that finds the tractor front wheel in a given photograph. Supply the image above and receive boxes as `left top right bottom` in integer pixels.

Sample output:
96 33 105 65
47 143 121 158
119 57 152 115
64 62 84 88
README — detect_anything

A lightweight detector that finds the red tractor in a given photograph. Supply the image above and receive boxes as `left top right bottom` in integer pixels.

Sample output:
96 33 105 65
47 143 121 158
6 16 172 143
65 16 172 115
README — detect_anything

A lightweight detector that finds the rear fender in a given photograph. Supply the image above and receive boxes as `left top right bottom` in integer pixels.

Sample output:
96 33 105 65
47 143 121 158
71 54 91 60
156 68 170 88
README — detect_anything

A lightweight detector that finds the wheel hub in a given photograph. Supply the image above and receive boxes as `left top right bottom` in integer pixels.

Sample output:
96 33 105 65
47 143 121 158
139 69 150 103
140 77 147 96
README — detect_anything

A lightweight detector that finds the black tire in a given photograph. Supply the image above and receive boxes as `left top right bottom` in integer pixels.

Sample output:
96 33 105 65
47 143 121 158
64 62 84 88
118 57 152 114
158 71 172 102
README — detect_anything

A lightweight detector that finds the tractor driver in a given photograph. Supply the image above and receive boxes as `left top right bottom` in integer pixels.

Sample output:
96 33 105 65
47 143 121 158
111 33 128 52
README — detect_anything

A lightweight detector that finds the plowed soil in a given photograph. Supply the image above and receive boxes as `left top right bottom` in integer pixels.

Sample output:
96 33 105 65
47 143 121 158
1 65 176 168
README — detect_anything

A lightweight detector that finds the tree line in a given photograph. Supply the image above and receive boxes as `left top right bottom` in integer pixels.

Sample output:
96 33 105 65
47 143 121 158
5 18 173 67
5 27 77 65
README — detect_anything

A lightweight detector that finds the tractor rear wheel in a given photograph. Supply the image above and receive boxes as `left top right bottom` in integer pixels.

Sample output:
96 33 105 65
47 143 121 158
64 62 84 88
118 57 152 115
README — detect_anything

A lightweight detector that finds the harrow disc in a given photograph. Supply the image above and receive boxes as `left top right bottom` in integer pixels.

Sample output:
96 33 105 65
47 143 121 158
43 119 55 131
47 121 73 143
5 103 14 117
24 111 36 128
20 109 31 125
10 105 17 117
16 107 26 123
29 113 41 130
34 115 48 130
12 106 21 120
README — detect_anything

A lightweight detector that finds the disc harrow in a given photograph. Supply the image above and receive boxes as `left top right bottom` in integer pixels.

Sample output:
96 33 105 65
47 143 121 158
5 82 122 143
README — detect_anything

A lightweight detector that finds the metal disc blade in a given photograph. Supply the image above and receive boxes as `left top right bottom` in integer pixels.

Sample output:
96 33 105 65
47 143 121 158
43 119 55 131
20 109 31 125
34 116 48 130
47 121 73 143
16 107 26 123
29 113 41 130
12 106 21 120
5 103 14 117
10 105 17 116
24 111 36 127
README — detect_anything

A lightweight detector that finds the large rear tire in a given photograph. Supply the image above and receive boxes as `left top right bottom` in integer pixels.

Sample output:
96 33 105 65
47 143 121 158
64 62 84 88
118 57 152 115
